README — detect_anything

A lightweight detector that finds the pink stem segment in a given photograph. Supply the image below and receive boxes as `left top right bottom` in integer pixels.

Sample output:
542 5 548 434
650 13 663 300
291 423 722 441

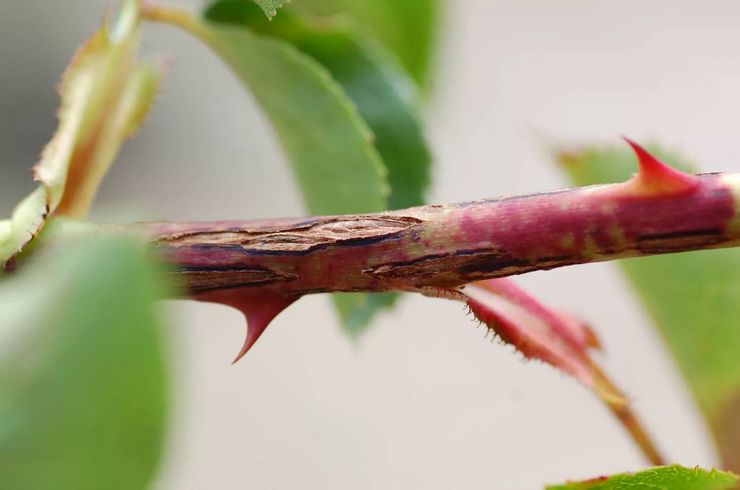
142 143 740 299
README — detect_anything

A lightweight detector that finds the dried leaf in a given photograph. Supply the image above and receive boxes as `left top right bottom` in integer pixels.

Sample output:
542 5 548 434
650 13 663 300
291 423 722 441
0 0 162 268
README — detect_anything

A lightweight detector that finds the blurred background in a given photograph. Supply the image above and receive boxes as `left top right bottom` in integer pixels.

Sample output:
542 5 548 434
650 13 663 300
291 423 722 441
3 1 740 488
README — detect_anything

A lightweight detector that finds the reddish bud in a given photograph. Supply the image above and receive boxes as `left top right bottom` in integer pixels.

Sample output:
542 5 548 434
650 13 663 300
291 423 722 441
424 279 664 465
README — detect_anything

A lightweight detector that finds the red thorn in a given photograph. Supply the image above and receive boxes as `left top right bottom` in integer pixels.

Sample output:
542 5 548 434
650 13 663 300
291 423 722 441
622 137 699 195
193 289 298 364
231 296 297 364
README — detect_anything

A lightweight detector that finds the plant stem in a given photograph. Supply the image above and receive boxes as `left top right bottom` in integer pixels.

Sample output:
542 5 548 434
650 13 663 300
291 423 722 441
136 172 740 296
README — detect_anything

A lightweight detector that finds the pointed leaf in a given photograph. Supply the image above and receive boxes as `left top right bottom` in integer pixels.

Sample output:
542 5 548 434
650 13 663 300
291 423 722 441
547 465 738 490
423 279 663 465
558 144 740 470
0 238 169 490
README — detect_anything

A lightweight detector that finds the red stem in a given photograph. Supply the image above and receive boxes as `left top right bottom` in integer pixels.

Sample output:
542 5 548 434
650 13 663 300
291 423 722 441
137 171 740 297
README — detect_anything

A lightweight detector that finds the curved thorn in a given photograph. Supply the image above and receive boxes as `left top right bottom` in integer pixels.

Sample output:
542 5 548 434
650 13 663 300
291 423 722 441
622 136 699 195
232 296 297 364
193 288 298 364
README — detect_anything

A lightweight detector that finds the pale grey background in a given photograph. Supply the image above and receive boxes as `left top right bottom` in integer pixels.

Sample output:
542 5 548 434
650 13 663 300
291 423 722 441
2 1 738 488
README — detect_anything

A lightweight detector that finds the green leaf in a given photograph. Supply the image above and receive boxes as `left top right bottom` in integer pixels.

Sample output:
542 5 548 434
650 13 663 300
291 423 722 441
547 465 739 490
204 0 433 331
558 145 740 470
253 0 286 18
204 0 431 210
0 237 169 490
296 0 439 87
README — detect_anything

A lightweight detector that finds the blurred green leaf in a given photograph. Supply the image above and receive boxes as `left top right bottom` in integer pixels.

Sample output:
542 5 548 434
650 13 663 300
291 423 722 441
296 0 439 88
0 237 169 490
547 465 738 490
558 145 740 471
253 0 286 18
204 0 433 331
332 291 397 335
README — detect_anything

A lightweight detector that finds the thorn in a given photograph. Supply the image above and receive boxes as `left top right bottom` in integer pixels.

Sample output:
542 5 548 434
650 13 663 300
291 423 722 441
230 296 296 364
193 289 298 364
622 137 699 196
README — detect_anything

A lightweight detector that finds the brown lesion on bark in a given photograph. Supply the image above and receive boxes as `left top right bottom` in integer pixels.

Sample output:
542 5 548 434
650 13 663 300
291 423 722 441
367 249 516 283
366 249 588 287
156 215 423 255
181 265 298 292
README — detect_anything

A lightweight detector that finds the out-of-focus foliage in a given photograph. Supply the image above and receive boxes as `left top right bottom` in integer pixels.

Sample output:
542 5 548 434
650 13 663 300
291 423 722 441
0 3 170 489
296 0 439 88
0 237 169 490
252 0 286 18
203 0 433 331
0 0 161 267
548 465 738 490
559 145 740 470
